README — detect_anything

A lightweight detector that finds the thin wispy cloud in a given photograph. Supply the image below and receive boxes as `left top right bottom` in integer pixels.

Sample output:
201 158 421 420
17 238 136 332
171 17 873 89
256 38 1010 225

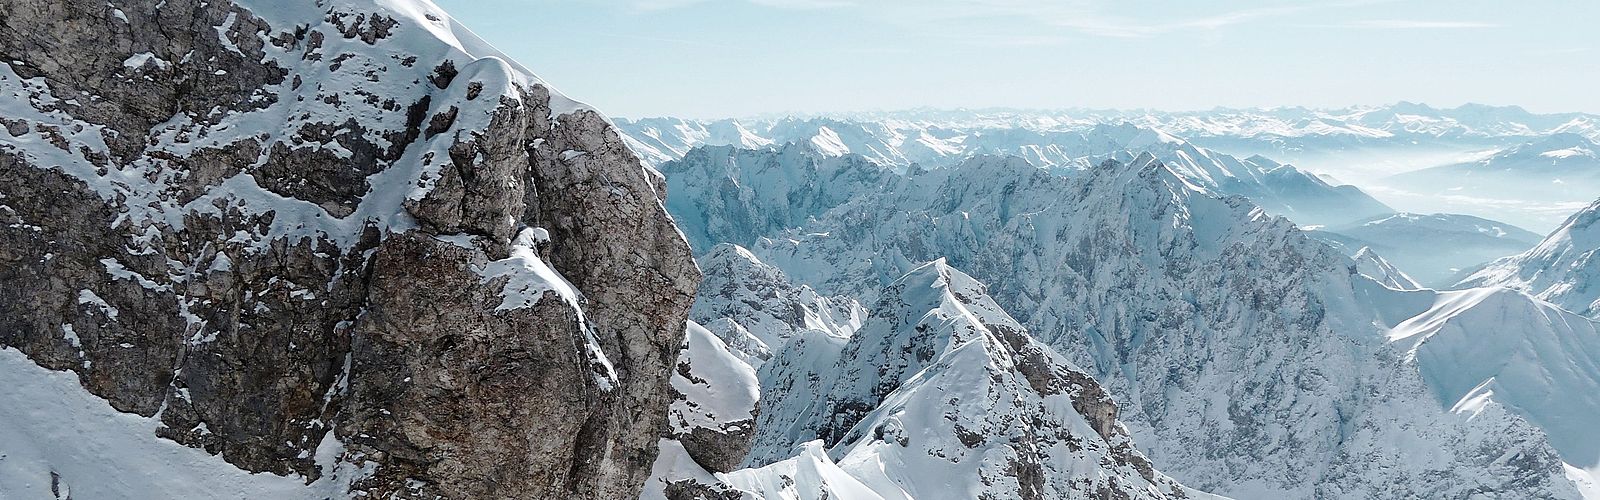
1040 4 1323 38
1343 19 1498 29
627 0 853 12
620 0 1375 38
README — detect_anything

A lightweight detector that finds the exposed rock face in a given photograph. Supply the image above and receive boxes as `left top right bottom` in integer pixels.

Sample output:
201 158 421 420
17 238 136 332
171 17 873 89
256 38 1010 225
641 322 762 500
0 1 696 498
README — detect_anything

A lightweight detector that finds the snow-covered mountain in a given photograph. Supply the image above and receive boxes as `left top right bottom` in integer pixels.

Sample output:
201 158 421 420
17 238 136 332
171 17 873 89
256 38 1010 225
1310 212 1543 286
661 144 897 252
626 104 1600 157
690 244 865 367
641 118 1394 228
1388 287 1600 491
642 322 761 500
663 146 1597 498
1459 199 1600 318
1114 102 1596 142
6 1 1598 498
659 257 1215 499
0 0 699 498
1351 247 1422 290
630 105 1600 231
1384 133 1600 204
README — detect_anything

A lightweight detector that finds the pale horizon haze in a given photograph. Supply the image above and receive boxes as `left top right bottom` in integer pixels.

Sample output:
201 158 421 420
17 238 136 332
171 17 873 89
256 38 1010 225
434 0 1600 119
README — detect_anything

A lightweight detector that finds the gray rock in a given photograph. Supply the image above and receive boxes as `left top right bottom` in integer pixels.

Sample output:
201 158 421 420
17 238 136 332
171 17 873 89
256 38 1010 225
0 1 696 498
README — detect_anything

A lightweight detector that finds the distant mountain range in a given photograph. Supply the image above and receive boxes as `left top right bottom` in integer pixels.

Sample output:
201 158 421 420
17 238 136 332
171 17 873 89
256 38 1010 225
1310 213 1544 286
620 104 1600 232
634 119 1395 228
622 103 1600 164
1383 133 1600 216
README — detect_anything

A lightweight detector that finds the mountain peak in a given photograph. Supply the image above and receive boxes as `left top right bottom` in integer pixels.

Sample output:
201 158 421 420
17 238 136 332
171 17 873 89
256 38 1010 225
1459 198 1600 317
891 258 992 309
1352 246 1424 290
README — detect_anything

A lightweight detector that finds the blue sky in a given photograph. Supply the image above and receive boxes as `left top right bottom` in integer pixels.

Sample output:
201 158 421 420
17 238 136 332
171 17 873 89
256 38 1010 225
433 0 1600 118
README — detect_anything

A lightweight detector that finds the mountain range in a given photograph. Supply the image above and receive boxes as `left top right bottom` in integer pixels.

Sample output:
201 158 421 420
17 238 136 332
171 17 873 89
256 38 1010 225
642 119 1394 230
1310 212 1544 286
2 1 1598 499
665 144 1600 498
621 105 1600 232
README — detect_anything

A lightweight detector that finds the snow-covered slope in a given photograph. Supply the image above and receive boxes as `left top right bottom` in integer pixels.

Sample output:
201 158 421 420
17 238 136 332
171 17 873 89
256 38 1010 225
642 322 761 500
1460 199 1600 317
1387 287 1600 481
691 244 864 367
1084 126 1393 227
1351 247 1422 290
691 260 1212 499
662 150 1589 498
661 144 897 252
1311 212 1543 286
0 347 369 499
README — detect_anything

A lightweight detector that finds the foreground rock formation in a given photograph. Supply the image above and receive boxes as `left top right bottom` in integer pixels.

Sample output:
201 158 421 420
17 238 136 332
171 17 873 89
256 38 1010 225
0 1 696 497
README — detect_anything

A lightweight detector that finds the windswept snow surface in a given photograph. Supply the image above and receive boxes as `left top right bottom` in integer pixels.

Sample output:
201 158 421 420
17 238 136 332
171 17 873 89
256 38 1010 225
0 348 369 499
1387 287 1600 495
724 441 889 500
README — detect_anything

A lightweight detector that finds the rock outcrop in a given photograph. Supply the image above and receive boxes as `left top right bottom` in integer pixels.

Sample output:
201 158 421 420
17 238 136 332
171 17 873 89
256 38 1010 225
642 322 762 500
0 1 696 498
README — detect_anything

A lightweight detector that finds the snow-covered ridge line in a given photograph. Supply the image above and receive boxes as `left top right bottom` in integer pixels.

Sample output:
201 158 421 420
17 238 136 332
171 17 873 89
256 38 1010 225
1460 197 1600 318
653 259 1215 499
620 103 1600 141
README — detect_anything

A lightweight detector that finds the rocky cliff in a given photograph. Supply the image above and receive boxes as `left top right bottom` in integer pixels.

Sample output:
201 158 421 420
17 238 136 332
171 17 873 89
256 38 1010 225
0 1 697 498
